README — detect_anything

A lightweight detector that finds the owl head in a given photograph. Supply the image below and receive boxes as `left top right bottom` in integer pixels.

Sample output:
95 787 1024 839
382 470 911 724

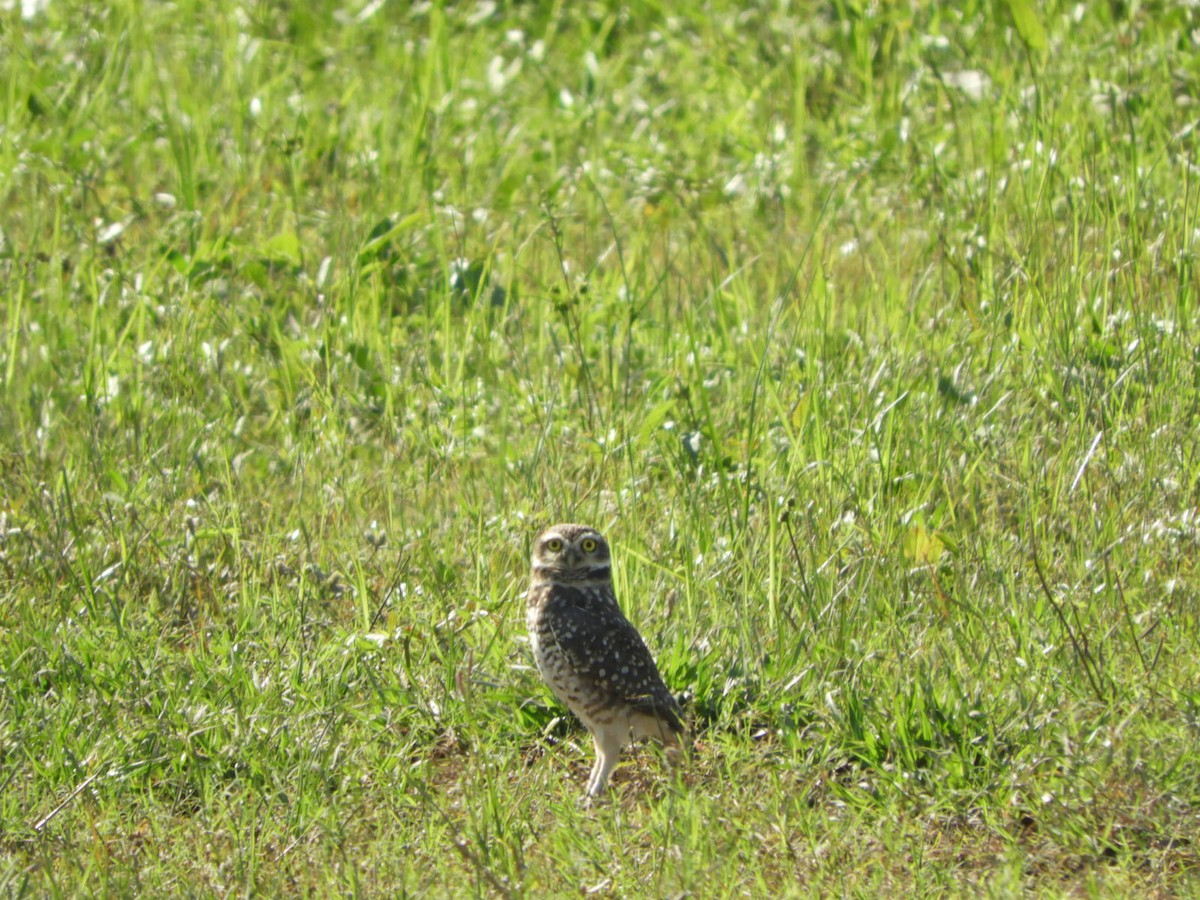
530 523 612 583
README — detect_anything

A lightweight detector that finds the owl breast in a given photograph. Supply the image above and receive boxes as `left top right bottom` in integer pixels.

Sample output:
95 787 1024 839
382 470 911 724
526 580 682 737
526 583 605 716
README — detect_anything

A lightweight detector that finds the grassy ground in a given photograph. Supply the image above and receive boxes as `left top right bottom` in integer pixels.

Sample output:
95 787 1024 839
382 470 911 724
3 0 1200 895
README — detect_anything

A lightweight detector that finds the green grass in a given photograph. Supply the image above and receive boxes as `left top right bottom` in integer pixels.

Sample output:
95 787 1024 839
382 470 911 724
3 0 1200 894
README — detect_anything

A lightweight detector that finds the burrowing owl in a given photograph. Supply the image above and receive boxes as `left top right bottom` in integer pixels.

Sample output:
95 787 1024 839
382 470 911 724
526 523 684 797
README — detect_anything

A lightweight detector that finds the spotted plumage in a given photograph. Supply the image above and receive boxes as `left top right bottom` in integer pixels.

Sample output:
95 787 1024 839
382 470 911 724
526 523 684 797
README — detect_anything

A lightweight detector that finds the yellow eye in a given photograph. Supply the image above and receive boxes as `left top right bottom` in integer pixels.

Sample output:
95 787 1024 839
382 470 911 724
545 538 563 552
581 538 597 552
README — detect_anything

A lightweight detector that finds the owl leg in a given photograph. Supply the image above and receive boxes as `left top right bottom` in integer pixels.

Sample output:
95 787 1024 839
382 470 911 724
585 727 624 796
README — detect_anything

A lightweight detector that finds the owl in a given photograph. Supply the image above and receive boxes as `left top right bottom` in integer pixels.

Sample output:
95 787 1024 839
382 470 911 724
526 523 684 797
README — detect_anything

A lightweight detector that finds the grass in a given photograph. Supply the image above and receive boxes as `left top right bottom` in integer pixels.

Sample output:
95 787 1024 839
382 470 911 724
3 0 1200 894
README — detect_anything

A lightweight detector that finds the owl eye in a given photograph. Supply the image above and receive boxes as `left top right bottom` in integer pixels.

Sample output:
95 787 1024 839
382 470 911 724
581 538 598 552
545 538 564 552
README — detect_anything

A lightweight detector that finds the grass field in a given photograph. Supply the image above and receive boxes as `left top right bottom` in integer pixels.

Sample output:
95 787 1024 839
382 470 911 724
4 0 1200 895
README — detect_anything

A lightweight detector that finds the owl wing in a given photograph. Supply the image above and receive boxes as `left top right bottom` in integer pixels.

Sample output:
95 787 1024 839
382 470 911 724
543 587 684 734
